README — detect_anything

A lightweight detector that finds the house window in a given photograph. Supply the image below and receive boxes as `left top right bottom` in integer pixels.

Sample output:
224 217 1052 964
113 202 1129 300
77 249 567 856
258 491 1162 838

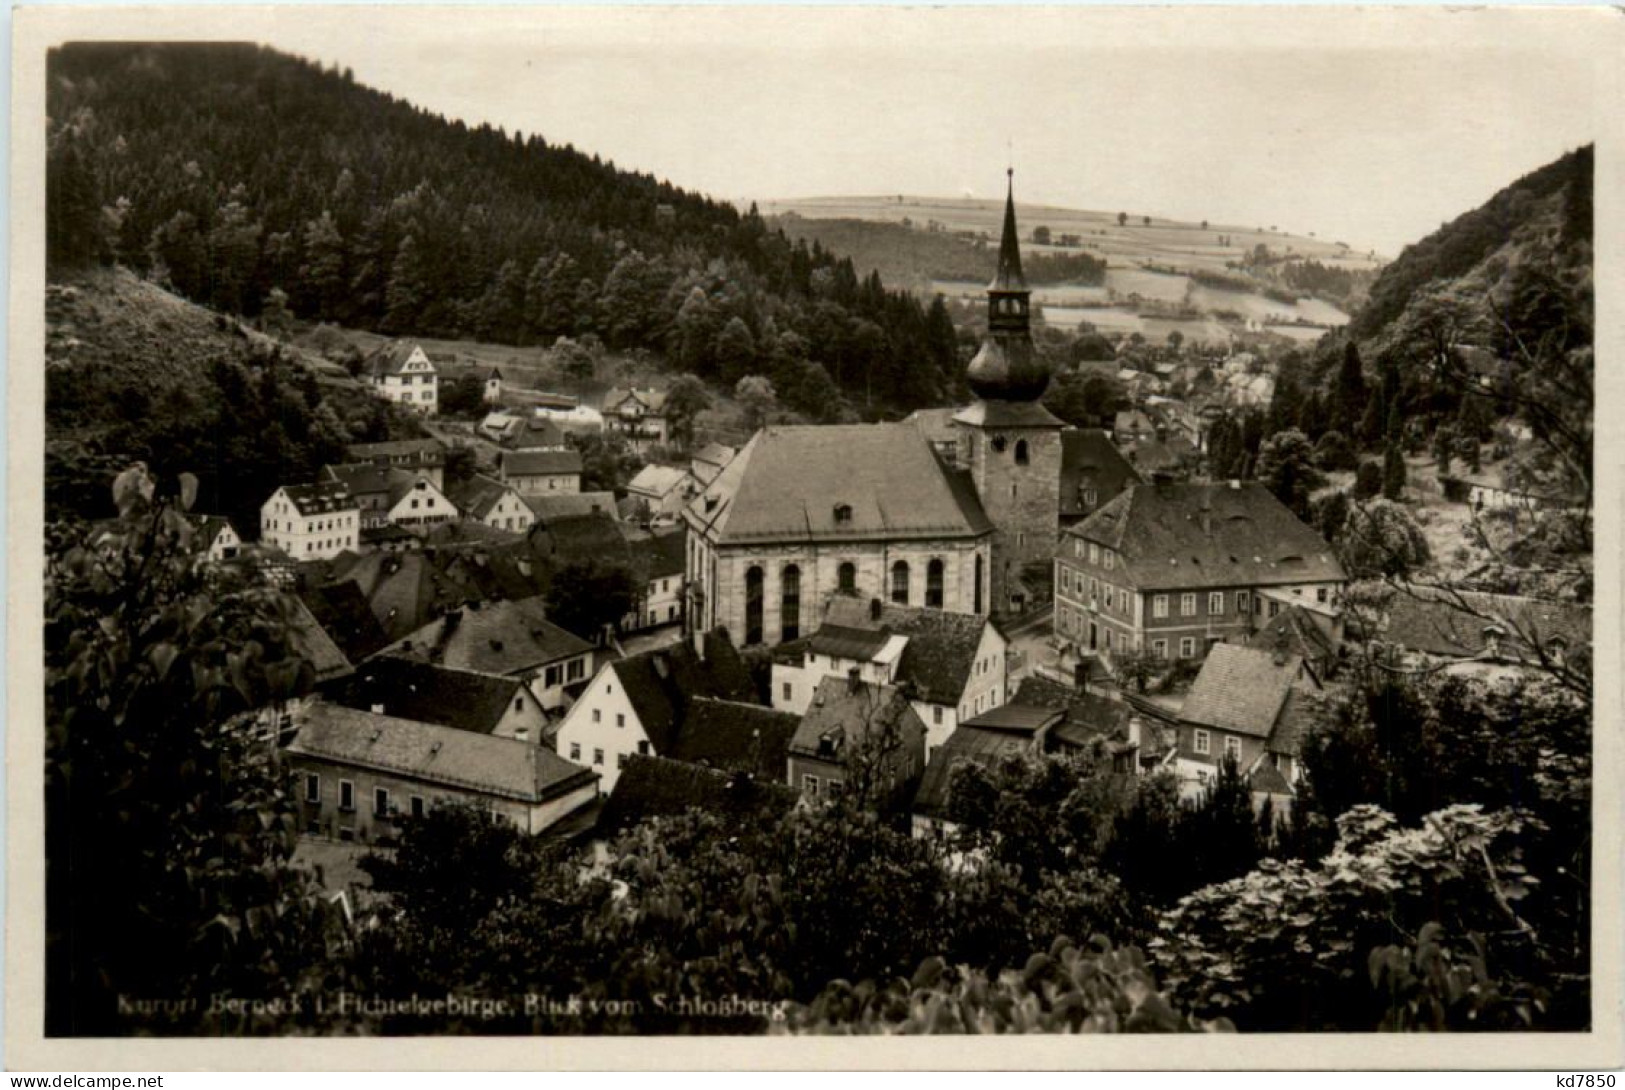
339 780 355 812
374 788 391 818
1317 587 1329 604
593 748 604 766
1060 569 1071 594
1194 729 1211 755
592 709 601 724
838 562 857 594
1209 592 1224 615
891 560 910 604
803 774 820 796
1152 638 1168 659
1179 637 1196 658
570 742 581 761
1180 593 1197 617
782 564 801 642
1015 439 1030 465
616 713 625 728
1089 543 1099 564
745 565 765 644
638 741 650 755
1269 601 1281 618
933 706 943 724
514 697 524 712
1238 592 1251 614
827 780 843 798
567 658 585 681
1153 594 1169 618
782 682 793 703
304 774 320 804
1084 489 1098 507
411 796 425 819
1224 736 1242 764
1104 550 1115 571
545 665 563 688
618 754 628 769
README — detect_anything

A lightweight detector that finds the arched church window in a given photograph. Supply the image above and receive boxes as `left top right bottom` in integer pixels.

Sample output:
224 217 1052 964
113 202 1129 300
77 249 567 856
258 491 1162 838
926 559 944 609
974 554 984 614
781 565 801 642
891 561 910 605
838 562 857 595
745 566 764 645
1015 439 1029 465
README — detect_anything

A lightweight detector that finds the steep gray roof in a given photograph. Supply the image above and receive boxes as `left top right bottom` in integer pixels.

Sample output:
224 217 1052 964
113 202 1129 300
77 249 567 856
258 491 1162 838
1179 644 1308 740
280 481 357 517
688 425 993 546
670 697 800 780
823 598 993 705
789 677 925 761
386 595 593 676
345 438 445 466
503 449 582 477
913 724 1029 819
446 473 516 520
289 702 593 802
1067 481 1344 591
608 630 756 754
1381 590 1591 659
1059 429 1143 519
365 342 433 378
322 657 533 737
523 491 618 522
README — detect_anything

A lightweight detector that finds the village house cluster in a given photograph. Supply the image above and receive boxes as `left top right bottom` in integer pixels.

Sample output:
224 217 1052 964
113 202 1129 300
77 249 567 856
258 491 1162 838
171 176 1588 867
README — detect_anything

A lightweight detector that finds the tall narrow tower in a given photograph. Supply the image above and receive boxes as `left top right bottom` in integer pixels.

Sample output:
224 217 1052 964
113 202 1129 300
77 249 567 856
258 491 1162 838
953 171 1064 615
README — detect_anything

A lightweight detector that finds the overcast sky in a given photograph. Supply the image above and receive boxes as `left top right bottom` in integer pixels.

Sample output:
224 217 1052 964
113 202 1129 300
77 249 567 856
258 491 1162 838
241 7 1605 257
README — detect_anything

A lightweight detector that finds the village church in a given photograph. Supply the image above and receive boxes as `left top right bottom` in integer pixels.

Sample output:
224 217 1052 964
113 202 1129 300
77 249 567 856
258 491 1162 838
684 173 1089 645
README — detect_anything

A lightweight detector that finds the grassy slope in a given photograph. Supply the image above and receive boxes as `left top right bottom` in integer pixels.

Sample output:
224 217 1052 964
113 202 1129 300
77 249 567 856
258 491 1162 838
47 266 352 435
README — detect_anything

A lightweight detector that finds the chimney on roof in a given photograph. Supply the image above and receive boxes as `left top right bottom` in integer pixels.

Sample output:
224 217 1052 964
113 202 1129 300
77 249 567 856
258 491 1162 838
1128 716 1143 749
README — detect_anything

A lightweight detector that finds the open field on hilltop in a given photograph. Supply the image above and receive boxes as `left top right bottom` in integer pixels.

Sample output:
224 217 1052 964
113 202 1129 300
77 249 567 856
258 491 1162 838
772 194 1369 349
760 194 1386 273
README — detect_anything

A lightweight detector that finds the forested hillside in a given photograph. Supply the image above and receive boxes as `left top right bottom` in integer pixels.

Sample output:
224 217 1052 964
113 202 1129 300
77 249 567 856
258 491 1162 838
45 266 414 533
1349 146 1591 341
45 43 961 413
1224 145 1594 512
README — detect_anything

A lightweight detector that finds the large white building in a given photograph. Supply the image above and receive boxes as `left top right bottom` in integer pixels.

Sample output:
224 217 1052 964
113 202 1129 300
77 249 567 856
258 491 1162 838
683 423 996 647
681 172 1107 639
261 481 360 560
364 342 439 415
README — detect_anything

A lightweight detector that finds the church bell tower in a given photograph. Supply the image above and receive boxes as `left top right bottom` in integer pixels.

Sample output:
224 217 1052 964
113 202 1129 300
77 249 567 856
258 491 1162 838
953 171 1064 616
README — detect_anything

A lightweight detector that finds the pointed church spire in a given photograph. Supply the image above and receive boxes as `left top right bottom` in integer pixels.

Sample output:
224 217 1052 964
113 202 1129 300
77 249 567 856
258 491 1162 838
991 168 1028 292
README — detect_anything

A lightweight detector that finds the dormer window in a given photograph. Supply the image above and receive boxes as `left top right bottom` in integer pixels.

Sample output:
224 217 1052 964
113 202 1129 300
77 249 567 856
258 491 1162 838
833 503 853 523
